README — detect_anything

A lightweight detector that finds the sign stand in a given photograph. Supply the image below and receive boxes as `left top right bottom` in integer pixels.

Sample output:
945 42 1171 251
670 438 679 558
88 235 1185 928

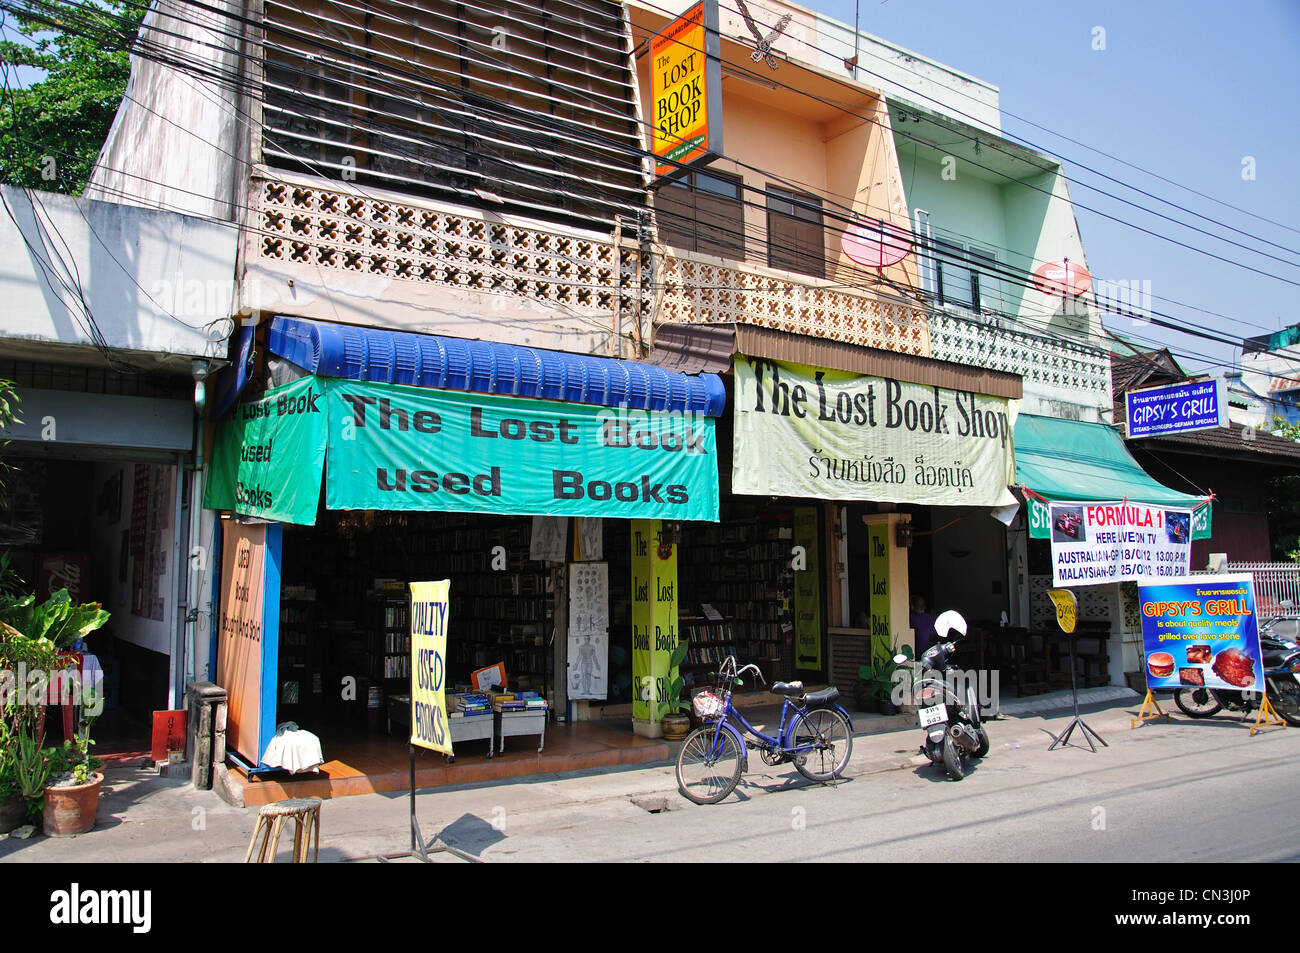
1045 589 1107 753
1048 638 1109 752
1130 690 1169 729
1250 695 1286 736
376 746 478 864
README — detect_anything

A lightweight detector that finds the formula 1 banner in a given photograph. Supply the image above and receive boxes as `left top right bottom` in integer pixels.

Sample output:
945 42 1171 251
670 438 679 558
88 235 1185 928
733 356 1018 507
1138 575 1263 693
409 580 452 756
1050 501 1193 586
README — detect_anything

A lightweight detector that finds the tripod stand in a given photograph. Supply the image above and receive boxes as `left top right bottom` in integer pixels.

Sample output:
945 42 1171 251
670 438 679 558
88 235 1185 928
1048 635 1108 752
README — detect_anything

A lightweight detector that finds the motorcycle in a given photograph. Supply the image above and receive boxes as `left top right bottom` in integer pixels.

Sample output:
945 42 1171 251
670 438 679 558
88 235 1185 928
895 610 989 780
1173 611 1300 727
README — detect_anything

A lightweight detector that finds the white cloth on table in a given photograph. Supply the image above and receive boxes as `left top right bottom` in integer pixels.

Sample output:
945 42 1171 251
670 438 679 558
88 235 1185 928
261 722 324 774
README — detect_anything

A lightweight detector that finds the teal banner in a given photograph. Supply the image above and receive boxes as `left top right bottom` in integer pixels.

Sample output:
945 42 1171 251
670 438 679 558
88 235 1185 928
324 380 719 521
204 376 328 525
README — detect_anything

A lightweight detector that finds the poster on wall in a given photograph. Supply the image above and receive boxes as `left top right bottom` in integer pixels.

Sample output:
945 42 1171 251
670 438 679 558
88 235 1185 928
569 562 609 637
530 516 568 563
732 356 1018 507
1049 501 1193 587
215 521 268 763
568 633 609 700
1138 575 1263 693
409 580 453 756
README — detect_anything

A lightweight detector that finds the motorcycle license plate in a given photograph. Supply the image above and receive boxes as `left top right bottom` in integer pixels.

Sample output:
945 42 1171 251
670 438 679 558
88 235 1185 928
918 704 947 728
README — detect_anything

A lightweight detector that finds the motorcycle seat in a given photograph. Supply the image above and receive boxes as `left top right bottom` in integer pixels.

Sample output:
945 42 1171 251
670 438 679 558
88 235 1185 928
770 681 805 697
802 687 840 706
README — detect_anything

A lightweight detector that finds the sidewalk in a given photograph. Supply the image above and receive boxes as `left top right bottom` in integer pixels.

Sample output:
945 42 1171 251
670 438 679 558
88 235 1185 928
0 693 1152 863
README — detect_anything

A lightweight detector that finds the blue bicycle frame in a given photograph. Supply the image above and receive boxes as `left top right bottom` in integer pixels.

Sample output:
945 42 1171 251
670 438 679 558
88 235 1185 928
698 682 854 770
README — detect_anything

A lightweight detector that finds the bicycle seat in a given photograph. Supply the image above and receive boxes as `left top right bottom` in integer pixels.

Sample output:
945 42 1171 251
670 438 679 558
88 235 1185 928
802 687 840 705
770 681 804 698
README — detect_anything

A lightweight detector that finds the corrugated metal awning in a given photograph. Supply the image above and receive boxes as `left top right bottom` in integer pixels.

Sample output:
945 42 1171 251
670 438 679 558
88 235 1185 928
266 316 727 417
645 322 1022 399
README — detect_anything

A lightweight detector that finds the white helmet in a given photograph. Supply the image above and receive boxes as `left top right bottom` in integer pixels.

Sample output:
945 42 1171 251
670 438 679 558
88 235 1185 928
934 610 967 641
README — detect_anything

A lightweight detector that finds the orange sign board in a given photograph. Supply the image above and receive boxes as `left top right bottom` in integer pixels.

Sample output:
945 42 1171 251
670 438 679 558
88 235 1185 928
216 521 267 763
650 0 722 179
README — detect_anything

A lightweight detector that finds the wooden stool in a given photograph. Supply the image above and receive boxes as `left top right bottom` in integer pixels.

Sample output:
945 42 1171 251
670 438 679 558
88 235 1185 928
244 798 322 863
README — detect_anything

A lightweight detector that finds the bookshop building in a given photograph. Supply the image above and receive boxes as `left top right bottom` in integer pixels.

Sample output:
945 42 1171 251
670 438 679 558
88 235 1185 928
203 316 726 784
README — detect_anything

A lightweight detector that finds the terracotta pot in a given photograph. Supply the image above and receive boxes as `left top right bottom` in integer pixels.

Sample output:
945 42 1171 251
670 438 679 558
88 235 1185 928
0 796 27 834
42 773 102 837
661 713 690 741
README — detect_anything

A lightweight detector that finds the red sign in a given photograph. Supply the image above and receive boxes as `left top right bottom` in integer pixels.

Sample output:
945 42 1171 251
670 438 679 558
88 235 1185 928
151 709 188 762
1032 260 1092 296
841 217 913 268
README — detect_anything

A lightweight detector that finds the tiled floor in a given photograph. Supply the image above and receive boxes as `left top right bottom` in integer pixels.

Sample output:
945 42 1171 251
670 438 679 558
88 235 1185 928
229 718 671 806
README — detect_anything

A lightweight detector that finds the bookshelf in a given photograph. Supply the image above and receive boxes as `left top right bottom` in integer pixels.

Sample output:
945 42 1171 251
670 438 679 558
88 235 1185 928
278 588 322 719
678 516 795 682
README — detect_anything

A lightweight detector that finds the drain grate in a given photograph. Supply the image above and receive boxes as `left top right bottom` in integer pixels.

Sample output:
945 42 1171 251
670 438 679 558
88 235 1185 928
631 796 673 814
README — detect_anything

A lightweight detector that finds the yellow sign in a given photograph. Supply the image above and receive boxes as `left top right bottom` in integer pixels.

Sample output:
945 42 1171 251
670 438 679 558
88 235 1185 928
650 0 720 177
631 519 678 721
409 580 452 755
1047 589 1077 634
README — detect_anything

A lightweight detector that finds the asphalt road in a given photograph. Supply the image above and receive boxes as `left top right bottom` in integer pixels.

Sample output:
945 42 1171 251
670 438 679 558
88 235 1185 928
453 709 1300 863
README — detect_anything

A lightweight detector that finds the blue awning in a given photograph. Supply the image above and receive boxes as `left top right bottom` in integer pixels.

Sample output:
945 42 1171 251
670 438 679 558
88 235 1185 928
266 316 726 417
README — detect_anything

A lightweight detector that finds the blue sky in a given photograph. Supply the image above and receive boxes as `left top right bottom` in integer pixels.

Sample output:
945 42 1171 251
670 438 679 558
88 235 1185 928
816 0 1300 374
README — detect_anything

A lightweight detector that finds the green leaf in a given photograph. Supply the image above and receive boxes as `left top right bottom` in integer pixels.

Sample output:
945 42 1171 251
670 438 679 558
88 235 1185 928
669 639 689 669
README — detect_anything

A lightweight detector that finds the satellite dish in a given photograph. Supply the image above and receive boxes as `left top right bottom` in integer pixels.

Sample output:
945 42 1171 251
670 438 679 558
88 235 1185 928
841 217 913 268
1032 260 1092 296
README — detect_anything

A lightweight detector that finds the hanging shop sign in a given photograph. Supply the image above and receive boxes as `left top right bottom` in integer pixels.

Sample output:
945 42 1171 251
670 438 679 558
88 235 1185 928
1138 575 1263 693
732 356 1018 507
1049 501 1193 587
649 0 724 181
1125 378 1228 439
409 580 453 756
792 507 821 671
204 376 328 526
325 380 718 521
1027 494 1211 540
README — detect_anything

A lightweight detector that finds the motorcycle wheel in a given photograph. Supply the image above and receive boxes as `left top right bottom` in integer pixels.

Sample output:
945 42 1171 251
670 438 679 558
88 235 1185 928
941 733 966 780
1268 677 1300 727
1174 688 1221 718
973 726 990 759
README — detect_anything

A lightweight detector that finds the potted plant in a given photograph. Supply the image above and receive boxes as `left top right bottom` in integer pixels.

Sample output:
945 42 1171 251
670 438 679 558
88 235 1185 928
856 644 914 715
42 692 103 837
659 640 691 740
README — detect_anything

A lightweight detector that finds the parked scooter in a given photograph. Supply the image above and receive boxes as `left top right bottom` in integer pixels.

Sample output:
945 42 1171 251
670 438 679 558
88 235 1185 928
1173 611 1300 726
895 610 989 780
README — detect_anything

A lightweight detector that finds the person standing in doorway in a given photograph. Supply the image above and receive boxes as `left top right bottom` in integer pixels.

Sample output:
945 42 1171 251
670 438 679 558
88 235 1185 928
910 595 937 655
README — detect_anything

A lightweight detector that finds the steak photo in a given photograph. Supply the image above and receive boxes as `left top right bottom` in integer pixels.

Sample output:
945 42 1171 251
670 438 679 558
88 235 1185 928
1178 668 1205 686
1211 648 1255 688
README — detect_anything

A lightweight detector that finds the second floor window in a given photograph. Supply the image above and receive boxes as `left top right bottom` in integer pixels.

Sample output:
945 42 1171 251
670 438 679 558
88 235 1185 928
920 234 1005 315
766 187 825 279
653 170 746 259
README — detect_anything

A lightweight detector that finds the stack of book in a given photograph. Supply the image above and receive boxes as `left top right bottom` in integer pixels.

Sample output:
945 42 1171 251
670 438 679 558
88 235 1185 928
448 693 492 718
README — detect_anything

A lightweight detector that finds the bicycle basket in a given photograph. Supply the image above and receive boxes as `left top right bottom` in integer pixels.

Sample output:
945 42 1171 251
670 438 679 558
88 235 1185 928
692 691 724 720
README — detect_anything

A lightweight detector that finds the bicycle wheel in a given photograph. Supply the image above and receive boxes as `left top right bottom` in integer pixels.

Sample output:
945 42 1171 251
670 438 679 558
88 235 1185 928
1174 688 1221 718
676 726 743 804
789 708 853 782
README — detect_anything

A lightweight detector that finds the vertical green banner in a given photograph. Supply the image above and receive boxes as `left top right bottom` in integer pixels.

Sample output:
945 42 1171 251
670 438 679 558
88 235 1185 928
631 519 678 722
868 523 891 659
204 376 328 525
793 506 822 671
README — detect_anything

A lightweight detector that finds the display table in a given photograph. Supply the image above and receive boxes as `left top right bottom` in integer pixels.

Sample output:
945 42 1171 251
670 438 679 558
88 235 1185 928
388 695 495 762
496 709 546 755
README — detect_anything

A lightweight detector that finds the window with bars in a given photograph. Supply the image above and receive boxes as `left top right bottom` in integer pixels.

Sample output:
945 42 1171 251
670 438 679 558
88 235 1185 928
652 169 746 259
765 186 824 279
260 0 644 229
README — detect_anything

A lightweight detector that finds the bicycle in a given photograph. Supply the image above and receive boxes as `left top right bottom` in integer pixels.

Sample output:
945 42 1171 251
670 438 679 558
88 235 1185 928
674 656 854 804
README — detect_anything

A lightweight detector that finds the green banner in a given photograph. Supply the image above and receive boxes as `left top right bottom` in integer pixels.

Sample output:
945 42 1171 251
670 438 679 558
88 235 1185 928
324 380 718 521
631 520 679 722
1027 496 1212 541
204 376 328 525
